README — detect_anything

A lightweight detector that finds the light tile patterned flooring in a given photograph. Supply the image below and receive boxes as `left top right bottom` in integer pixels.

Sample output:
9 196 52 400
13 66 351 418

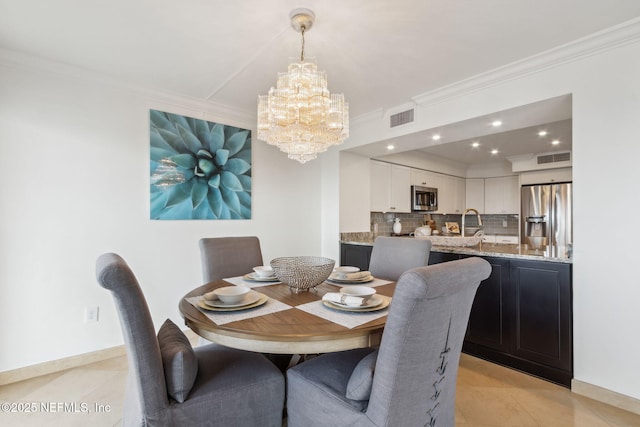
1 353 639 426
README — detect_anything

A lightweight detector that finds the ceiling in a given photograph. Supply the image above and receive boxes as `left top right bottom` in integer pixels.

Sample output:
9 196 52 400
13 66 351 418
356 94 574 167
1 1 639 163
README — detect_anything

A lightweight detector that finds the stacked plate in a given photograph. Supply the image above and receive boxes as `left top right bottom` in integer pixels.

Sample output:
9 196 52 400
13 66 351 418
199 290 268 312
322 294 389 312
327 266 374 284
242 265 280 282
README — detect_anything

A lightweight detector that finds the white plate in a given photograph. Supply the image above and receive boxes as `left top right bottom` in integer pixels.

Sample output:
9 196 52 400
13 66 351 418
323 295 390 312
327 275 374 284
243 272 279 282
202 291 262 308
327 294 383 309
334 266 360 274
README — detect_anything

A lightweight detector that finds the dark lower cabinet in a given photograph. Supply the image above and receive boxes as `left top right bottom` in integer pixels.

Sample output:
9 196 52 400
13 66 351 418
430 251 573 387
340 243 373 271
509 260 573 378
463 257 511 353
343 245 573 386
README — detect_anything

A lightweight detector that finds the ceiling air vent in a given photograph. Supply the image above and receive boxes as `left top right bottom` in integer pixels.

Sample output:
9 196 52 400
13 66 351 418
537 152 571 164
390 109 414 128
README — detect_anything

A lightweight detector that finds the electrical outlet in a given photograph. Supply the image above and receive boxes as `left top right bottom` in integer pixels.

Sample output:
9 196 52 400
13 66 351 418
502 220 508 228
85 306 99 323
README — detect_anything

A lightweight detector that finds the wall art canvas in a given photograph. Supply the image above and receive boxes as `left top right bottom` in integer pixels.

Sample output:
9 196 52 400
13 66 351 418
150 110 252 219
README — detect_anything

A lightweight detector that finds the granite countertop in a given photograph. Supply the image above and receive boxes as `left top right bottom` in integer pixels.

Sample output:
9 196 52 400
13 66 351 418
340 235 572 264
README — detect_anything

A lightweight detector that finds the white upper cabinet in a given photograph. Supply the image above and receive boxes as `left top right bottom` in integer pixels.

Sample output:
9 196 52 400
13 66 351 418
410 169 437 187
465 178 485 213
370 161 411 213
484 176 520 214
340 152 372 232
443 175 466 214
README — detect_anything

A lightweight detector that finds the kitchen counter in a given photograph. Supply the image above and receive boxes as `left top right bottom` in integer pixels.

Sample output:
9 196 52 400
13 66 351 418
340 236 572 264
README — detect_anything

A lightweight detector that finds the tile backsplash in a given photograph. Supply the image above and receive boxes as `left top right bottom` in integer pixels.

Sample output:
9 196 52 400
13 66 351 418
369 212 519 237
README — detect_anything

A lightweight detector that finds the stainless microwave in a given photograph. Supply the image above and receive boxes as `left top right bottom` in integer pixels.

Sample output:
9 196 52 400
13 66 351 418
412 185 438 212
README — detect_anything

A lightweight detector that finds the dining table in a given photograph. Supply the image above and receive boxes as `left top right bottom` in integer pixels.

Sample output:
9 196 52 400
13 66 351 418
179 274 396 355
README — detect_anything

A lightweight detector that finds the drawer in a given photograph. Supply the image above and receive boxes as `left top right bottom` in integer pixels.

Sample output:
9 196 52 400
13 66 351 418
495 235 519 244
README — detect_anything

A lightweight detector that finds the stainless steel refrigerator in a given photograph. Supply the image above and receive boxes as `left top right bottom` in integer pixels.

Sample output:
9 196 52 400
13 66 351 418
521 183 572 249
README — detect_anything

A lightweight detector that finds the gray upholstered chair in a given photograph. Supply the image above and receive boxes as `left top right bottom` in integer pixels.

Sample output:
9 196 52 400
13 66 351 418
286 257 491 427
199 236 263 283
96 253 284 427
368 236 432 281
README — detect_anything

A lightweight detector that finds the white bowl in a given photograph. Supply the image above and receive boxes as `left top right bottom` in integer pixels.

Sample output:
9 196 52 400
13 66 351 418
333 266 360 278
213 286 250 304
340 286 376 299
253 266 275 278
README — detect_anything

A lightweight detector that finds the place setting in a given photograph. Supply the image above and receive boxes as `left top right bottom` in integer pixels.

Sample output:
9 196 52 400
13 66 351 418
326 266 392 287
296 285 391 329
197 286 268 312
223 265 282 287
186 284 292 325
321 286 390 313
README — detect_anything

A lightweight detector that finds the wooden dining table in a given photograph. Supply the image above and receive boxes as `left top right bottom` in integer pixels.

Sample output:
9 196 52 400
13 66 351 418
179 278 396 354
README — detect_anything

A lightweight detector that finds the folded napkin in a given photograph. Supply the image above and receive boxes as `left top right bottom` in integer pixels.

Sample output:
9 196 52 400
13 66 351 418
323 292 366 307
203 290 218 301
334 271 372 280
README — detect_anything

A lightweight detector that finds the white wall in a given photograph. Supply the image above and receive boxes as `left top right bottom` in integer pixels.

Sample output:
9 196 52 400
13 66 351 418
0 57 324 372
324 24 640 400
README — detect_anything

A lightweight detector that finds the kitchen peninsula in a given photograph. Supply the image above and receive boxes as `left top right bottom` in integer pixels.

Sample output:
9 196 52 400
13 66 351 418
340 235 573 387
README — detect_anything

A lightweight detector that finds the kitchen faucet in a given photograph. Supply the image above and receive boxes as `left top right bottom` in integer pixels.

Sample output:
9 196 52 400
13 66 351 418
462 208 483 237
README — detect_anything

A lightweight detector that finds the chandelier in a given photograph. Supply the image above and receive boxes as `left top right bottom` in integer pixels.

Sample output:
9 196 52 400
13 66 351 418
257 8 349 164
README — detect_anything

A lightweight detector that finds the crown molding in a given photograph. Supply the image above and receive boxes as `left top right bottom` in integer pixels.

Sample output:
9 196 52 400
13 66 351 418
412 17 640 107
0 48 255 126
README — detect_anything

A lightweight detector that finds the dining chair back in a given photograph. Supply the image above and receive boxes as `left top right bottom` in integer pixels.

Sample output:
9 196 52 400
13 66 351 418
96 252 284 426
368 236 432 281
286 256 491 427
199 236 263 283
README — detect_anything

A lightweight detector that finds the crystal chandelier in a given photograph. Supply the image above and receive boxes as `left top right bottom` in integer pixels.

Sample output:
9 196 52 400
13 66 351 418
257 8 349 164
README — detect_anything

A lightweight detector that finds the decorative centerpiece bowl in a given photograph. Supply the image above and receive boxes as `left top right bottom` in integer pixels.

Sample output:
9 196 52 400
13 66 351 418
270 256 335 292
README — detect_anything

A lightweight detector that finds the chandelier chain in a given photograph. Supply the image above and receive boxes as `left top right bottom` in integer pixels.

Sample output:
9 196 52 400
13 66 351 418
300 26 305 62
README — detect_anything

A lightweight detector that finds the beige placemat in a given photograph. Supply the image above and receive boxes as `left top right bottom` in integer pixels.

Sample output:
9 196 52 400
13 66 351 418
223 275 282 288
295 296 391 329
186 295 292 326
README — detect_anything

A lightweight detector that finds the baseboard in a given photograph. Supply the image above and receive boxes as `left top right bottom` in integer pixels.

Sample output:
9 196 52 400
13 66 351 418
0 329 201 387
572 379 640 416
0 345 126 386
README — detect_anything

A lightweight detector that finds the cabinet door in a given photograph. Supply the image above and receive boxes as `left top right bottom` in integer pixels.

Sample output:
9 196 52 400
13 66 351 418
485 176 519 214
411 169 429 186
427 252 459 265
390 165 411 213
509 260 572 372
370 161 410 213
370 161 391 212
340 244 373 271
464 257 511 352
504 175 520 213
453 176 466 213
465 178 485 213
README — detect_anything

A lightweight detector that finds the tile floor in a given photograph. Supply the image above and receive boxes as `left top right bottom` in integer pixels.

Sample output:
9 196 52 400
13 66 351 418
1 353 639 426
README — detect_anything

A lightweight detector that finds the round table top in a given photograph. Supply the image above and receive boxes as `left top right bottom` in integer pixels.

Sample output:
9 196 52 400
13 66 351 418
179 280 395 354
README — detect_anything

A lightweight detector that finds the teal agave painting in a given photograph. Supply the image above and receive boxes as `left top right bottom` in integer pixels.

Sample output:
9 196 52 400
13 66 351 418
150 110 252 219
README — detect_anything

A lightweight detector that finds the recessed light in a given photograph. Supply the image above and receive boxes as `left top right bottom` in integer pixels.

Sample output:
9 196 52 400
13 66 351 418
538 130 548 137
491 149 499 155
491 120 502 127
551 139 560 145
432 134 441 141
471 141 480 148
387 144 395 150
